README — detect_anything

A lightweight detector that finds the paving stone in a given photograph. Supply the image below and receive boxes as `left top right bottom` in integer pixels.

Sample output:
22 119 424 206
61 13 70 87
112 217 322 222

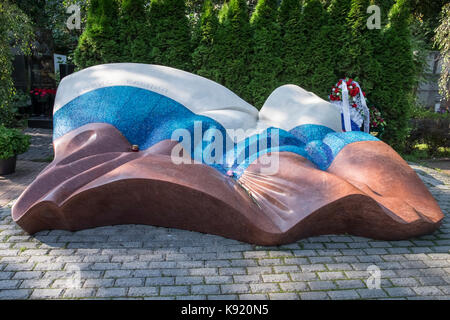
327 290 360 300
160 286 190 296
300 291 329 300
239 294 267 300
219 267 246 275
96 287 127 298
115 278 144 287
176 295 207 300
336 279 366 289
0 144 449 301
357 288 388 299
262 274 290 282
250 283 280 293
63 288 96 298
128 287 159 297
205 276 233 284
207 294 238 300
269 292 299 300
290 272 318 281
308 281 337 291
189 268 218 276
145 277 174 286
0 280 19 289
30 289 63 299
390 277 420 287
412 286 444 296
318 271 346 280
175 276 203 285
0 289 31 299
221 284 250 294
191 285 220 295
279 282 309 292
385 287 417 297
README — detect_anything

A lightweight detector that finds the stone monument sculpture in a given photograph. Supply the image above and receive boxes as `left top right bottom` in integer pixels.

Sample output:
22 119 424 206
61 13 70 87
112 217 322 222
12 63 444 245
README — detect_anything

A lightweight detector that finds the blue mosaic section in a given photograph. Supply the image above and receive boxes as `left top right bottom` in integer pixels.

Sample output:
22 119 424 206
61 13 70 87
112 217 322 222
54 86 379 177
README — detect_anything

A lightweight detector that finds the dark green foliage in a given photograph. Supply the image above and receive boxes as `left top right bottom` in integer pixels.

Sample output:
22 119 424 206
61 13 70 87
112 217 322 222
280 0 335 99
298 0 336 98
248 0 282 108
279 0 305 85
148 0 192 71
372 0 416 150
0 125 30 159
327 0 352 78
192 0 220 81
119 0 152 63
278 0 301 31
346 0 382 92
214 0 252 100
74 0 122 69
0 1 33 128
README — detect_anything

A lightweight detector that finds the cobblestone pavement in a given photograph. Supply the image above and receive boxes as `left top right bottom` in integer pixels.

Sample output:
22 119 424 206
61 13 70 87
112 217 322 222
0 129 449 300
0 129 53 207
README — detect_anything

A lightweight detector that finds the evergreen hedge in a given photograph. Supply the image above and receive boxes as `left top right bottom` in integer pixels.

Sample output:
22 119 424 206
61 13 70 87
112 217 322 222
74 0 122 69
214 0 252 101
248 0 282 108
72 0 420 150
371 0 415 150
192 0 220 81
148 0 192 71
119 0 152 63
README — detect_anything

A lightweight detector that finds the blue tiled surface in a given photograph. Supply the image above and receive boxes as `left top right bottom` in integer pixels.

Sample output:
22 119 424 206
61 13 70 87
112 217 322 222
54 86 379 177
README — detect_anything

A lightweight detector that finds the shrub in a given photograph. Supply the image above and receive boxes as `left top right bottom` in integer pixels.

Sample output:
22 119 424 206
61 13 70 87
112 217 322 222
148 0 192 71
0 1 33 128
346 0 382 92
0 126 30 159
248 0 282 108
74 0 122 69
327 0 352 78
192 0 221 81
371 0 416 151
407 118 450 156
296 0 336 98
279 0 306 86
214 0 252 100
119 0 152 63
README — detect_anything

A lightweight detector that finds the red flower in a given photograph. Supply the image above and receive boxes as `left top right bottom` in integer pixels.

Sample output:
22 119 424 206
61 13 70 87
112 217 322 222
352 103 357 108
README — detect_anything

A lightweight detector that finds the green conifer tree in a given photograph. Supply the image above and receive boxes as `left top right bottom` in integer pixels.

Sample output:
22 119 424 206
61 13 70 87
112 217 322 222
281 0 335 98
279 0 305 85
148 0 192 71
278 0 302 33
248 0 282 108
214 0 252 100
372 0 415 150
327 0 352 78
346 0 382 91
118 0 152 63
74 0 122 68
191 0 220 81
299 0 336 97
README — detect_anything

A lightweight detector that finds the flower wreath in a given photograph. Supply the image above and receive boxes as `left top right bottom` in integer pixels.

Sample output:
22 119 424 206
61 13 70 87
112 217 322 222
329 78 370 133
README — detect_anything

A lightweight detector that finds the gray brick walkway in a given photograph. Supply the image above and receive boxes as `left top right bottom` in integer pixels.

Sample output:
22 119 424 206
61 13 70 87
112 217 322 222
0 129 449 300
